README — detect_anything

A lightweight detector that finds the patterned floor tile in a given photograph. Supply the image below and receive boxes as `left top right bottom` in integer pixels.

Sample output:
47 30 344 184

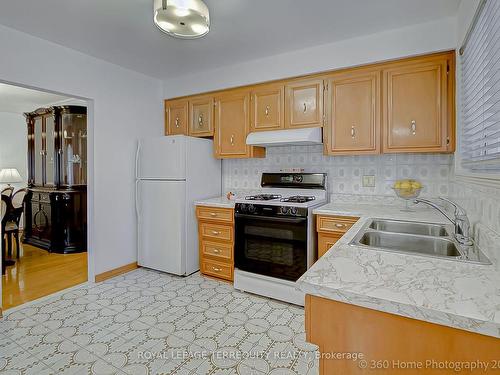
1 268 319 374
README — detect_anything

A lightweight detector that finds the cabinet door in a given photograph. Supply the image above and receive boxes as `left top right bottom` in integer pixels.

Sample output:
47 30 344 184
34 117 44 186
285 78 324 129
251 83 285 131
165 99 188 135
44 115 56 186
189 95 214 137
214 90 259 158
383 57 450 152
325 70 380 155
318 233 341 258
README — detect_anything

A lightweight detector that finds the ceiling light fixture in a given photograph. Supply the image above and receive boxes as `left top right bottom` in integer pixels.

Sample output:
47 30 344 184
153 0 210 39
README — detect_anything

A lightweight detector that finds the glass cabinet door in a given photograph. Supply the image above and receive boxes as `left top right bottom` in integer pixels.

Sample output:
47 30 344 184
61 113 87 186
44 115 56 186
34 117 44 185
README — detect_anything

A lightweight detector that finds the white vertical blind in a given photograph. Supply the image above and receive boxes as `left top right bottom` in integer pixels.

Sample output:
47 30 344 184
461 0 500 170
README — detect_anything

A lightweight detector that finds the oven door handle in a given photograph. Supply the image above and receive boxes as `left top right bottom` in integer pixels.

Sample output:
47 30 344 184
235 213 307 224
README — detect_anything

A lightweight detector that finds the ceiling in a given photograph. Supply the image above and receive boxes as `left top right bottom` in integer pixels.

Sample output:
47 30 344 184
0 83 73 114
0 0 460 80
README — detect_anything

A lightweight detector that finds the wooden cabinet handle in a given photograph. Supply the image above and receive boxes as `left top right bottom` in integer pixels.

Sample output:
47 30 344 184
212 249 221 254
212 267 222 272
411 120 416 135
211 230 220 235
351 125 355 138
198 114 203 127
210 212 217 217
230 134 234 146
335 223 345 228
303 103 307 113
265 105 270 116
175 117 180 128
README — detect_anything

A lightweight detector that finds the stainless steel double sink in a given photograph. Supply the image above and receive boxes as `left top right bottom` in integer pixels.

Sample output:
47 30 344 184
350 219 491 264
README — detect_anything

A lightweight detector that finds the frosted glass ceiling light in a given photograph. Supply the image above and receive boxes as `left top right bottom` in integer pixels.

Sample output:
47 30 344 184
154 0 210 39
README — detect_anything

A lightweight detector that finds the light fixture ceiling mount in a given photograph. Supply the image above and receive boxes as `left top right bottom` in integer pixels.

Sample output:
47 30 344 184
153 0 210 39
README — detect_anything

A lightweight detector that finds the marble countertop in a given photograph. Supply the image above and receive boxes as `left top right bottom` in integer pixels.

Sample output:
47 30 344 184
297 202 500 338
194 196 236 208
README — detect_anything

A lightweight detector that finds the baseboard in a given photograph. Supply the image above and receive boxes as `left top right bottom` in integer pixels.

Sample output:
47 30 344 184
94 262 138 282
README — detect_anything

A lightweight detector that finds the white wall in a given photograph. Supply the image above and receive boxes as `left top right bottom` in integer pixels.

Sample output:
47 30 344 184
0 112 28 191
0 24 163 278
163 16 457 98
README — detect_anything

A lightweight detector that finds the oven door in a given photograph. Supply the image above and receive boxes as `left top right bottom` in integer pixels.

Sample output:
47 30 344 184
234 213 308 281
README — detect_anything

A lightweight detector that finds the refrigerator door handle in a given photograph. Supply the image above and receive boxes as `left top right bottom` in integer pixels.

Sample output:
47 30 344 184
135 141 141 179
135 180 141 219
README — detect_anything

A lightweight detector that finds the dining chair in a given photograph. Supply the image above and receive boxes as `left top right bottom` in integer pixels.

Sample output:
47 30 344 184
1 198 9 275
1 186 14 199
5 189 28 259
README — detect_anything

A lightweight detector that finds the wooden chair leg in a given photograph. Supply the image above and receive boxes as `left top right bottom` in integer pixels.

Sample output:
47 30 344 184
15 232 20 259
2 235 5 275
7 233 12 257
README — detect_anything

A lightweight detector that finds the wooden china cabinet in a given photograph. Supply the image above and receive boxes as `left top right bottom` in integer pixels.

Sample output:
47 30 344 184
23 106 87 254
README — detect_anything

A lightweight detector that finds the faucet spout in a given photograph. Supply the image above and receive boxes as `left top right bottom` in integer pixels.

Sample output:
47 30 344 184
413 197 473 246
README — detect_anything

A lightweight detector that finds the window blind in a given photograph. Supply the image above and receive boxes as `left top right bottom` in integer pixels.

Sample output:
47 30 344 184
461 0 500 171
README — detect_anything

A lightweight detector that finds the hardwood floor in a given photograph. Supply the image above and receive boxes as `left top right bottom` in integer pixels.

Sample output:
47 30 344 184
2 242 87 310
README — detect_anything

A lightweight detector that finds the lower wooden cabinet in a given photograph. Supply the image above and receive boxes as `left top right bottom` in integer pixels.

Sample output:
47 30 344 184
196 205 234 281
316 214 359 259
305 295 500 375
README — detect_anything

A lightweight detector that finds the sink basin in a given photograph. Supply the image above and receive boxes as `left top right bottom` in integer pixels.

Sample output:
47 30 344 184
369 219 449 237
356 231 462 258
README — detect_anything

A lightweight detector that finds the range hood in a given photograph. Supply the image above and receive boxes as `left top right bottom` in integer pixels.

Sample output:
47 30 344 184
246 127 323 147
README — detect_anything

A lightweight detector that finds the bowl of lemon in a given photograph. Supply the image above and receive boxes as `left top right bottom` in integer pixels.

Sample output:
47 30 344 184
392 179 423 199
392 179 423 211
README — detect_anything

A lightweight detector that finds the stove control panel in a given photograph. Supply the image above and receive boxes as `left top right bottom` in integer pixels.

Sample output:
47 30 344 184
235 203 307 218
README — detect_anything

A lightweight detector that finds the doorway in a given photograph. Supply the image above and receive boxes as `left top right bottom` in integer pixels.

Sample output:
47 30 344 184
0 82 90 310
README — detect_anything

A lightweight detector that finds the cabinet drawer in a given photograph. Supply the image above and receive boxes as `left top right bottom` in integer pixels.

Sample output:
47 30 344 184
201 240 233 262
317 215 359 234
196 206 234 223
201 259 233 281
200 222 233 242
318 233 342 258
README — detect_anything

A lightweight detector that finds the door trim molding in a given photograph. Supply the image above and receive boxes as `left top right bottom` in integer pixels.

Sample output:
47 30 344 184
94 262 138 282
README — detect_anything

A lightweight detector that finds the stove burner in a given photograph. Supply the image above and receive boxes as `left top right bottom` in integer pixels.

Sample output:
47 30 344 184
280 195 316 203
245 194 282 201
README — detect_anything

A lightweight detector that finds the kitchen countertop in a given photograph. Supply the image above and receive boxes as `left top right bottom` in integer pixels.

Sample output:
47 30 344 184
195 196 236 209
297 202 500 338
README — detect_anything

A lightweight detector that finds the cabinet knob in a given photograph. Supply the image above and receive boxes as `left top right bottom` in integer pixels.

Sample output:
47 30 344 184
209 212 217 217
213 249 221 254
212 267 222 272
198 114 203 127
411 120 416 135
265 105 270 117
175 117 180 128
211 230 220 235
335 223 345 228
230 134 235 146
351 125 356 138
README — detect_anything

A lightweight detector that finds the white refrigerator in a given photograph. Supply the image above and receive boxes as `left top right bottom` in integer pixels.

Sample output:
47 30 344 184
135 135 221 275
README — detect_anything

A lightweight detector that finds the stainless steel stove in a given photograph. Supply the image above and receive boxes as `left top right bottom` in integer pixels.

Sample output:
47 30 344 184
234 173 328 306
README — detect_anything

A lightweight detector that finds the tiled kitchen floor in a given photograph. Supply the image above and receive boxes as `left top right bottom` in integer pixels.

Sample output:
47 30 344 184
0 268 318 374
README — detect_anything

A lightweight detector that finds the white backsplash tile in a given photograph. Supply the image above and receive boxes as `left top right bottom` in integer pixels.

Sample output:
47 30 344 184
223 145 453 199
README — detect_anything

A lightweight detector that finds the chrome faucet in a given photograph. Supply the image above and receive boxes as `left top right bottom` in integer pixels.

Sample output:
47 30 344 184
414 197 473 246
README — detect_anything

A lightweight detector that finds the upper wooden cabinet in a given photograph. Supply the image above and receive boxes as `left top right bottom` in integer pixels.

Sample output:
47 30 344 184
214 89 265 159
165 99 188 135
188 95 214 137
250 83 285 131
383 54 454 153
285 78 324 129
325 69 381 155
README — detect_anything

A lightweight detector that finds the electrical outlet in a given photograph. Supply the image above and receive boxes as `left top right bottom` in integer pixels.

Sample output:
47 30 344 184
362 175 375 187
